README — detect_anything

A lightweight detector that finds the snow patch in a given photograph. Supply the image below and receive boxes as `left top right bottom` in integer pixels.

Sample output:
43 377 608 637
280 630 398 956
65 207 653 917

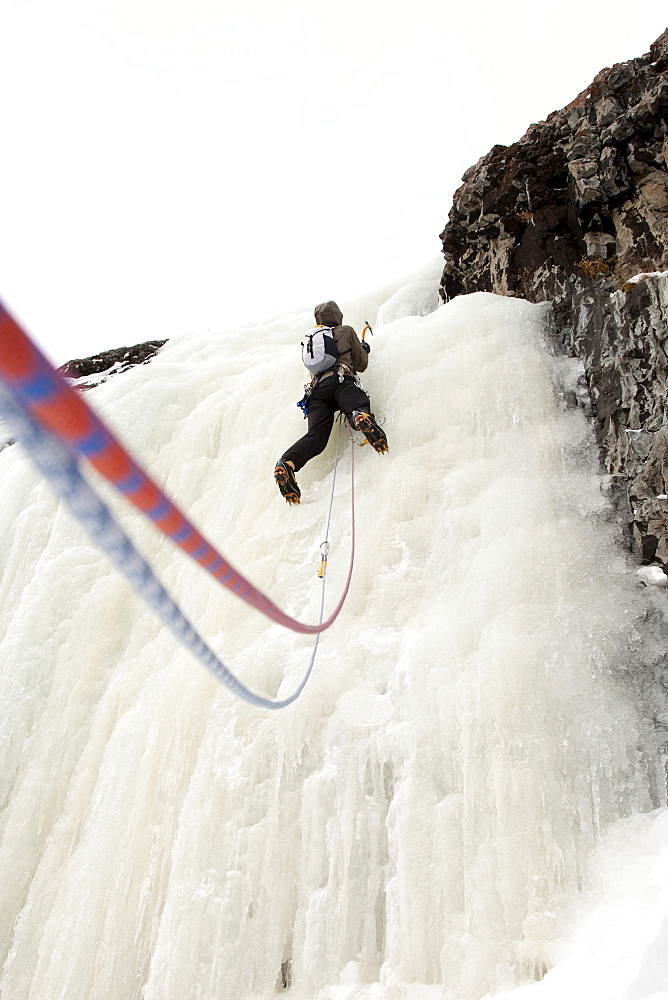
637 565 668 588
625 269 668 285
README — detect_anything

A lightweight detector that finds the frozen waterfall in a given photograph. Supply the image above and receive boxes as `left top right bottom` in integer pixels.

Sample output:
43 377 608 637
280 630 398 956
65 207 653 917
0 267 666 1000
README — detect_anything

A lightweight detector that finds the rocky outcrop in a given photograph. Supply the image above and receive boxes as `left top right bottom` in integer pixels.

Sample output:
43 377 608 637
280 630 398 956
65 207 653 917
60 340 166 389
439 30 668 570
0 339 166 453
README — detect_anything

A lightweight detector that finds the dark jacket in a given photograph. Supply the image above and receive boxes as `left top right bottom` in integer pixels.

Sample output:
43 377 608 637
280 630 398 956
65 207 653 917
313 301 369 376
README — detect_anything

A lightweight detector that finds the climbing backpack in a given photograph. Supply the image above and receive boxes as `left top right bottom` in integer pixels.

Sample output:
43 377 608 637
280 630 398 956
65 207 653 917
301 326 339 375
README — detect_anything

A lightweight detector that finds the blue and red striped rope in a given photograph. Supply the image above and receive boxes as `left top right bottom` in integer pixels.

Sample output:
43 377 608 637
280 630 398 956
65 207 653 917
0 301 355 635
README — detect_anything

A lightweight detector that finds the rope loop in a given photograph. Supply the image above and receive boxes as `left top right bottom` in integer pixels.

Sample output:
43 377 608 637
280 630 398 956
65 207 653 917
0 377 354 709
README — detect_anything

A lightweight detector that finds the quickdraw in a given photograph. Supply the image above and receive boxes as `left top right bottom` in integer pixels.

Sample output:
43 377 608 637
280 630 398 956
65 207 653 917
318 541 329 579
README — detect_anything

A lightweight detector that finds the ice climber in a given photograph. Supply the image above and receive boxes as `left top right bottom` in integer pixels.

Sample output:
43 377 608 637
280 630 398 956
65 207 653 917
274 300 388 505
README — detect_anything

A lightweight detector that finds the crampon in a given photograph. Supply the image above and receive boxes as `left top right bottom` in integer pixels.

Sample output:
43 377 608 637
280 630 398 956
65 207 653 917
274 461 301 504
351 411 389 454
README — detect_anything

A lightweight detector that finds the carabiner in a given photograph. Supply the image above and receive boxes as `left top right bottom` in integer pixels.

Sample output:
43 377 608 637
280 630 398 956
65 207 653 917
318 540 330 578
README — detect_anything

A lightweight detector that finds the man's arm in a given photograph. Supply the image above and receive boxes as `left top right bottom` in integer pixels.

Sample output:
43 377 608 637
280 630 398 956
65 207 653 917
340 325 369 372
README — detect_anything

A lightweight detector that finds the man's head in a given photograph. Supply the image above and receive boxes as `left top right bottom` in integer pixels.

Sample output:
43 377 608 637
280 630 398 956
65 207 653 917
314 301 343 327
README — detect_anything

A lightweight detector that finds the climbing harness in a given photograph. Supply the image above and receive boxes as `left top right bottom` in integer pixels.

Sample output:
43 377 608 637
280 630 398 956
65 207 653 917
0 379 352 709
295 363 363 417
336 363 361 386
296 390 311 418
0 301 355 637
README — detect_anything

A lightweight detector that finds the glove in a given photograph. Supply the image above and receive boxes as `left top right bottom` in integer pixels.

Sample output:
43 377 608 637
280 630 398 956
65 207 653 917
361 341 371 354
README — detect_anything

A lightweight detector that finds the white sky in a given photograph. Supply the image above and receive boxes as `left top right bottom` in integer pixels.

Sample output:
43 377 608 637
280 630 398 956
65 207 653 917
1 0 666 365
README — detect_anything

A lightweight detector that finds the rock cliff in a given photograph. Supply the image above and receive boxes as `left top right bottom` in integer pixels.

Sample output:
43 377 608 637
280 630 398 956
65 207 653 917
0 341 166 454
439 29 668 570
60 340 167 389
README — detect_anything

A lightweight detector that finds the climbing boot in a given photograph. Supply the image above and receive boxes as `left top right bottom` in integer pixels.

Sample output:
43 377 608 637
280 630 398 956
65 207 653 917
351 411 389 454
274 460 301 504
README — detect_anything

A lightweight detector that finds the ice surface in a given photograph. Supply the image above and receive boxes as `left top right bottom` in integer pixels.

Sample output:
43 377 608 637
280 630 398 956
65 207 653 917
375 259 443 325
0 271 665 999
490 808 668 1000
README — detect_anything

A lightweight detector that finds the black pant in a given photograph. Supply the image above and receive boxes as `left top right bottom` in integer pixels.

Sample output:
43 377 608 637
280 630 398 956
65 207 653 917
281 375 371 472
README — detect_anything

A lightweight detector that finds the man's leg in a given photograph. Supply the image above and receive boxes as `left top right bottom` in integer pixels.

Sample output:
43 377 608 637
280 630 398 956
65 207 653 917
275 386 336 503
281 397 335 472
335 378 371 418
336 379 389 454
